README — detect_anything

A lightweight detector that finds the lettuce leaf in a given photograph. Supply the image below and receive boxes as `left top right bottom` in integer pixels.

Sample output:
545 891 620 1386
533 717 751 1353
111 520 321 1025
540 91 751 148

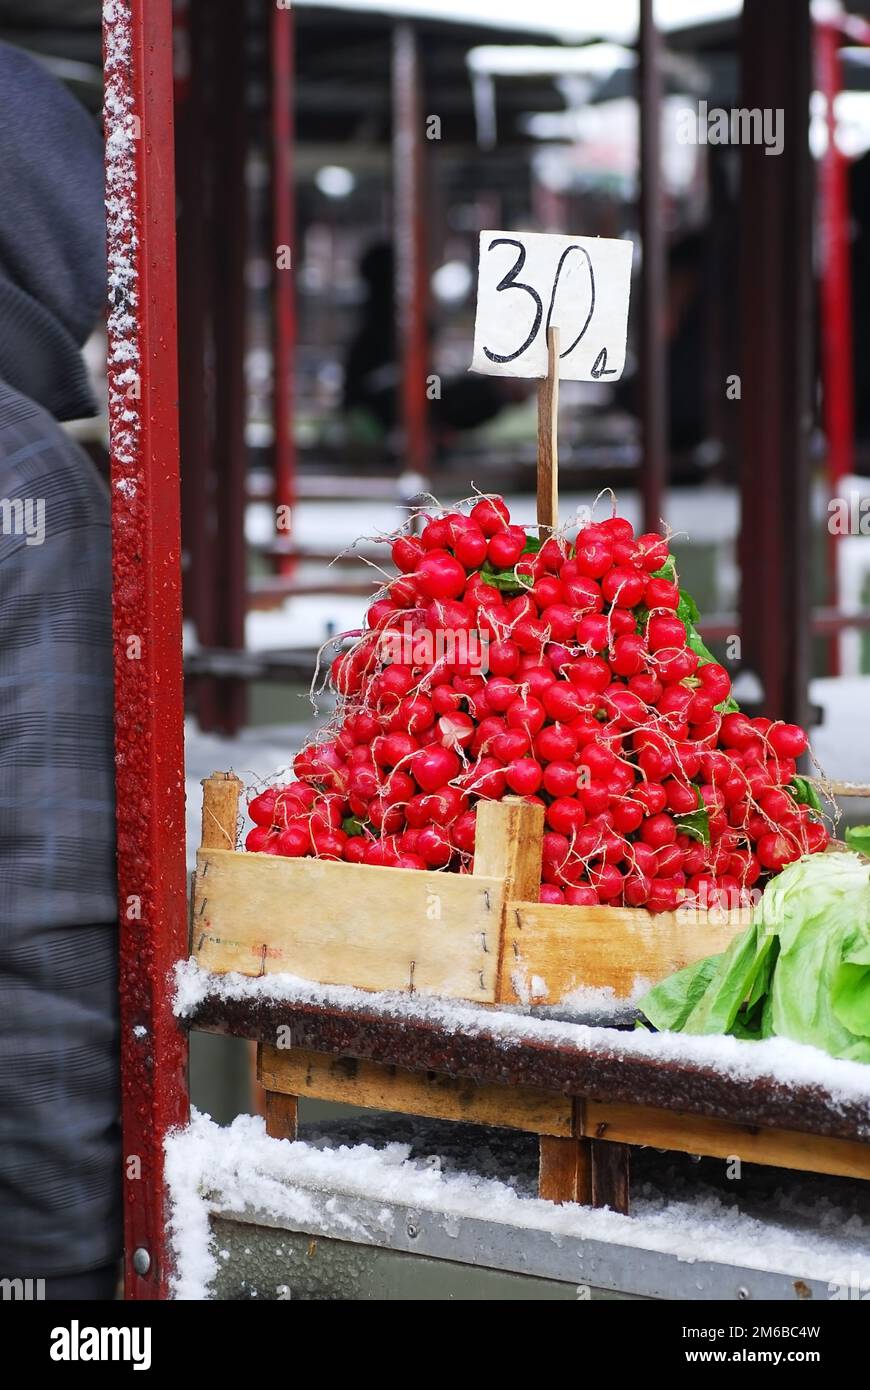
638 853 870 1063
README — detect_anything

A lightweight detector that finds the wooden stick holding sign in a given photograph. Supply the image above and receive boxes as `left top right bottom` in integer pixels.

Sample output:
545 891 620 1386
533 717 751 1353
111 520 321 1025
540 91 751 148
470 229 633 534
536 325 560 533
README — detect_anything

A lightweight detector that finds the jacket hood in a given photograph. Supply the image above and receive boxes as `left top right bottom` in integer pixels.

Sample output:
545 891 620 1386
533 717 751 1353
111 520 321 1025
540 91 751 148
0 42 105 420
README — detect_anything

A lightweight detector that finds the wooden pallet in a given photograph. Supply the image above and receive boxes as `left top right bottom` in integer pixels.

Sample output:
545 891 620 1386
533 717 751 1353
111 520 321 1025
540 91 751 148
192 772 747 1007
254 1040 870 1215
187 941 870 1216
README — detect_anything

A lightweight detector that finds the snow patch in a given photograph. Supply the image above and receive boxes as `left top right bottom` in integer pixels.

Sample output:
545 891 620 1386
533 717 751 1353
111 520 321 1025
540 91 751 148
174 961 870 1118
165 1110 870 1299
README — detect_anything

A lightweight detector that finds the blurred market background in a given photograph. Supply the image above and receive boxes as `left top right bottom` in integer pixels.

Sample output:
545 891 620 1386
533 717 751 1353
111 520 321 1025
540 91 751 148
6 0 870 1120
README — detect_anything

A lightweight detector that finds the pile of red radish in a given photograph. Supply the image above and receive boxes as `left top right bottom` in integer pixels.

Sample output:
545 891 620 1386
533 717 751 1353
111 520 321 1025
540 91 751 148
245 497 828 912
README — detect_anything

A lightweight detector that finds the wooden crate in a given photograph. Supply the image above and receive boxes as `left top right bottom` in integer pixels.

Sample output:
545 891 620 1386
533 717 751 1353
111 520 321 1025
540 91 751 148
191 772 746 1005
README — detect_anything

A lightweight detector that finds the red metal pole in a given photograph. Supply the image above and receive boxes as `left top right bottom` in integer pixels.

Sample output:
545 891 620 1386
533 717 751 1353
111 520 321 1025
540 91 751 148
177 0 216 659
392 23 430 479
816 14 855 676
272 0 297 575
103 0 190 1300
638 0 667 536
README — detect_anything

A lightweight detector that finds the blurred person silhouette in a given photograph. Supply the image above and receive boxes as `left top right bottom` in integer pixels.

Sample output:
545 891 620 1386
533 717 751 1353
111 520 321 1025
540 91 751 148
343 241 523 447
0 44 119 1298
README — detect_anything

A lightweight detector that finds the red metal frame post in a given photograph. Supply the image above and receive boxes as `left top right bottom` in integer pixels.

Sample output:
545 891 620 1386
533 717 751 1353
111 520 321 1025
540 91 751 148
177 0 217 675
272 0 297 575
816 12 855 675
392 22 430 479
638 0 668 536
104 0 190 1299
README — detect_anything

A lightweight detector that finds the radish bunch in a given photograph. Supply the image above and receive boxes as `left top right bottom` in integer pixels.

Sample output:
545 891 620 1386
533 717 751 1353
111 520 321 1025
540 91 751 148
245 498 828 911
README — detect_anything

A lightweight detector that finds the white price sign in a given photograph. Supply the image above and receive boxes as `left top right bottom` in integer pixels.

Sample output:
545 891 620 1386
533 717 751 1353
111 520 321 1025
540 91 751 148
470 231 633 382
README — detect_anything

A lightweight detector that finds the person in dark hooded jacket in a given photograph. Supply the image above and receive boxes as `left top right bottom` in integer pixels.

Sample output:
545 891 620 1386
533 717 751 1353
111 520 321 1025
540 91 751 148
0 43 120 1299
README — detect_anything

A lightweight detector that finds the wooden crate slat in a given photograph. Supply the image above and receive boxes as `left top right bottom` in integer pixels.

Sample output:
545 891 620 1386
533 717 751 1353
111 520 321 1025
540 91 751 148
581 1100 870 1181
260 1044 574 1137
192 847 504 1001
500 901 748 1002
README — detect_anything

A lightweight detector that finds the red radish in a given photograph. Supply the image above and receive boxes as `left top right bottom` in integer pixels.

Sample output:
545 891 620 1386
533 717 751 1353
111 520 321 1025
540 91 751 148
655 844 684 877
432 684 463 716
563 574 604 611
416 826 453 867
437 713 475 748
411 745 461 792
453 525 487 568
540 603 577 642
372 731 418 766
647 614 687 653
768 722 808 759
720 712 757 751
512 616 548 654
635 533 670 571
532 575 564 607
490 727 531 762
487 525 527 568
452 810 477 852
588 862 623 900
647 879 681 913
470 496 510 535
541 681 579 722
636 811 678 845
579 781 610 815
600 516 634 542
392 534 425 571
576 613 610 650
574 536 613 578
506 693 546 735
366 599 399 630
611 798 644 834
457 757 507 798
655 647 698 683
248 789 280 827
565 885 599 906
245 825 277 853
568 656 610 691
757 832 800 871
624 873 652 906
628 672 663 704
609 634 646 677
518 663 557 698
697 663 732 704
634 782 668 816
546 797 586 835
579 743 616 779
396 693 434 731
541 760 579 797
664 780 699 815
471 715 506 756
608 608 638 637
312 829 347 860
534 723 578 762
505 757 543 795
416 551 467 600
644 576 679 610
540 884 566 904
488 639 520 675
601 566 646 608
390 574 419 607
